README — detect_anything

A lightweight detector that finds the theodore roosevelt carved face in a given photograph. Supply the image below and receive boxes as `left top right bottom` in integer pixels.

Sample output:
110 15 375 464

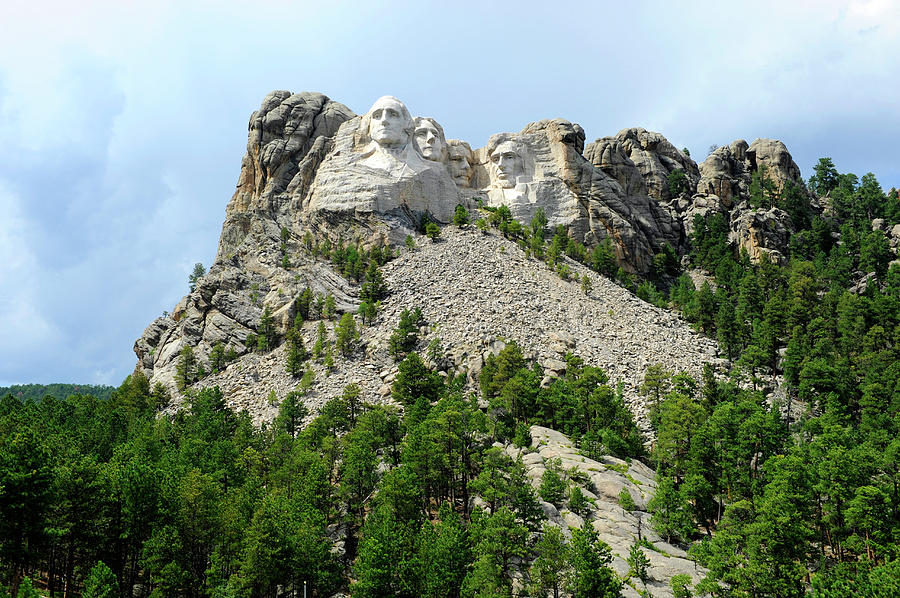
446 140 473 187
413 117 445 162
490 140 525 189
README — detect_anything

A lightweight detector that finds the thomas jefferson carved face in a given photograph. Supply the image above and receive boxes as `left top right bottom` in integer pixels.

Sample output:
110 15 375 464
413 118 445 161
367 96 411 147
446 141 473 187
490 140 524 188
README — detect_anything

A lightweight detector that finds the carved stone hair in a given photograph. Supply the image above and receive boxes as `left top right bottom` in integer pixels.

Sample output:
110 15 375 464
486 133 523 157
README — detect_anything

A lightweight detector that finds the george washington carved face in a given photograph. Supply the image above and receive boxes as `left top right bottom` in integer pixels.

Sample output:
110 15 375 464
367 96 412 147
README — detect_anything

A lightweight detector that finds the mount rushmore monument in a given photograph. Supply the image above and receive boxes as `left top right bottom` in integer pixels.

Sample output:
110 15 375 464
136 90 807 395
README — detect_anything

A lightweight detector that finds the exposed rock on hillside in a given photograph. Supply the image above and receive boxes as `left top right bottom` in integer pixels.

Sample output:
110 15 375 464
219 91 355 260
465 119 686 273
170 227 720 435
517 426 706 598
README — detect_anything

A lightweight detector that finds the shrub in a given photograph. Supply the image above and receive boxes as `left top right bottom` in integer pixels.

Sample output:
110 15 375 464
453 204 470 226
539 468 567 506
388 307 424 359
618 487 637 511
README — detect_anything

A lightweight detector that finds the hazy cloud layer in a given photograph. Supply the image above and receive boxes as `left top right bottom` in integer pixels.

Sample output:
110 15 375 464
1 0 898 385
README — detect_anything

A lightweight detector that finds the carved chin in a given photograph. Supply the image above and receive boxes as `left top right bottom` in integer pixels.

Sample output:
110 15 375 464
373 131 403 146
496 177 515 189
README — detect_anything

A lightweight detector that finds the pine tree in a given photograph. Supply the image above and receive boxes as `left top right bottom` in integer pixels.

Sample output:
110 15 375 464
313 321 327 359
175 345 199 390
285 327 308 377
334 313 360 356
83 561 119 598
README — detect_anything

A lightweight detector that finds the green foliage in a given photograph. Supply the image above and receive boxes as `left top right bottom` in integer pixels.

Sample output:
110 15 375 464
175 344 201 390
569 486 588 516
14 578 39 598
405 234 417 250
580 273 593 295
189 262 206 292
627 541 651 584
295 286 313 320
667 169 690 196
388 307 425 359
83 561 119 598
539 466 567 506
334 313 360 356
670 574 693 598
0 383 115 402
256 305 277 351
453 204 470 226
312 321 327 360
323 293 337 319
618 487 637 511
425 221 441 241
358 300 377 325
481 343 644 458
808 157 839 196
568 523 622 597
392 352 443 407
529 524 571 598
360 261 387 304
749 164 777 208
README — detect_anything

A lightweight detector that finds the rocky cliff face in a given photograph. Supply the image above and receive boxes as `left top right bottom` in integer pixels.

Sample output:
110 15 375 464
134 89 806 413
688 138 810 263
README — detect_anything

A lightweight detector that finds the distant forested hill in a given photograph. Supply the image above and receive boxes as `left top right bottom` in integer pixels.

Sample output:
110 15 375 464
0 383 116 402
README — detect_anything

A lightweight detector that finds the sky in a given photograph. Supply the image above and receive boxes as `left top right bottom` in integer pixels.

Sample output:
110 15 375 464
1 0 898 387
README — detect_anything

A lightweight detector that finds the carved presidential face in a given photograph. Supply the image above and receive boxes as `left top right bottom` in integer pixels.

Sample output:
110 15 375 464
367 96 410 147
490 141 524 188
446 142 473 186
413 119 445 161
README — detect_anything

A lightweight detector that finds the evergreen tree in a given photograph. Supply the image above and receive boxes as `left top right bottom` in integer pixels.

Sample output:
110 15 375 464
285 327 308 377
175 344 200 389
83 561 119 598
529 524 570 598
568 523 621 598
189 262 206 292
334 313 360 356
453 204 470 226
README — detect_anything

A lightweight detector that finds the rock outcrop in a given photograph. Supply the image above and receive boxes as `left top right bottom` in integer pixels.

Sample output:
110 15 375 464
684 138 811 263
468 120 686 273
515 426 706 598
587 127 700 202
